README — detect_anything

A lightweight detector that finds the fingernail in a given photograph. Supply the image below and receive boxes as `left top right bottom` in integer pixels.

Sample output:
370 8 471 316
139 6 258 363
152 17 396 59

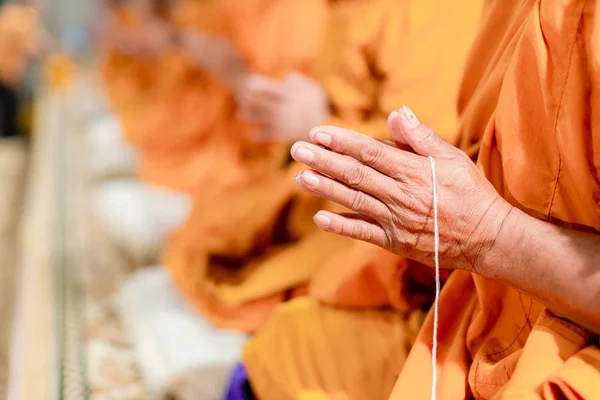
314 131 332 146
294 172 302 183
302 171 320 187
313 212 331 228
400 105 420 128
294 146 315 162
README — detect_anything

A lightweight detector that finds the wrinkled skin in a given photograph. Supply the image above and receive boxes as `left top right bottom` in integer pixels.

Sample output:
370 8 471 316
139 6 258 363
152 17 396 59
291 105 512 272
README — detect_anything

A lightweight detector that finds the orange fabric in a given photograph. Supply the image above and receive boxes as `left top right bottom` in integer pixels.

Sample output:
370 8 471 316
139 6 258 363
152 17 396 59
310 243 452 312
308 0 480 312
101 6 164 119
391 1 600 398
0 5 42 87
164 0 329 333
317 0 481 143
100 3 227 193
102 0 327 193
105 0 247 193
244 297 426 400
166 0 480 334
244 1 600 400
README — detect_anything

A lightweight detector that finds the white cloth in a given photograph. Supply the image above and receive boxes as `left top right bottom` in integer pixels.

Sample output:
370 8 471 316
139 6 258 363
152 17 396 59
93 179 192 263
116 267 247 400
85 114 139 180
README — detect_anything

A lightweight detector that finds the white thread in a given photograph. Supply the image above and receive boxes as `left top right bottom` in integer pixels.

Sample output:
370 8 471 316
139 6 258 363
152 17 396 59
429 156 440 400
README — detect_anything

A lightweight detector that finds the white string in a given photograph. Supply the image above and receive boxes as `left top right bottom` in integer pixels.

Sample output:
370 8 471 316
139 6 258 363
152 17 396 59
429 156 440 400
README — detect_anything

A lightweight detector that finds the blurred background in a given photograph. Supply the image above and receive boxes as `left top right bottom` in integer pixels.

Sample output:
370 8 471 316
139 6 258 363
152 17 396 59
0 0 482 399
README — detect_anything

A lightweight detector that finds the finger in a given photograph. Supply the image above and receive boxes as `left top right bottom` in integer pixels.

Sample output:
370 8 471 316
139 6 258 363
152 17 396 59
392 105 457 158
295 170 390 220
291 142 397 202
312 210 388 248
307 125 421 178
386 111 414 152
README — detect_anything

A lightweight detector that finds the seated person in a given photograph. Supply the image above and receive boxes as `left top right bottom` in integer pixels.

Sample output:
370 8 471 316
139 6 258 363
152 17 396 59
234 1 600 399
91 0 192 262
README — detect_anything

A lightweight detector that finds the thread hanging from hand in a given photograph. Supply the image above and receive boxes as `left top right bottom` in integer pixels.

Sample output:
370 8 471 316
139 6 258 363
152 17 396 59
428 156 440 400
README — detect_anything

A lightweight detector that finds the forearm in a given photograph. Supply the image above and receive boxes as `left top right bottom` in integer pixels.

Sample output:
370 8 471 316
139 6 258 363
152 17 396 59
479 206 600 333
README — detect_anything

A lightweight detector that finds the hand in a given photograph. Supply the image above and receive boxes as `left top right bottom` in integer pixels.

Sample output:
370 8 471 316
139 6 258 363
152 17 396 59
179 29 249 91
290 105 513 271
237 72 330 143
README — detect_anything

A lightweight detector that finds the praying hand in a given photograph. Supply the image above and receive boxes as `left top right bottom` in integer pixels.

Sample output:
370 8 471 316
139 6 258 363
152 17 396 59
292 105 600 335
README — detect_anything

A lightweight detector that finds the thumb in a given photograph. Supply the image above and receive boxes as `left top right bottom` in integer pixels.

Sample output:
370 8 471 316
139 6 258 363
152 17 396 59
389 105 455 158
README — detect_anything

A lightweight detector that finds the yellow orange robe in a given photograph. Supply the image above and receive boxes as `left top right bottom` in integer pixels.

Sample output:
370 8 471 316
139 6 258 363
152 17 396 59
307 0 481 313
101 3 167 125
102 0 326 194
104 0 244 193
393 0 600 398
163 0 330 332
165 0 481 334
243 1 600 399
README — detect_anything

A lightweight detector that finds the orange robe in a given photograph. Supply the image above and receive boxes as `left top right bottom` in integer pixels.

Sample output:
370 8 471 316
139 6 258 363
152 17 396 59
393 0 600 398
103 0 244 193
101 4 166 128
102 0 325 194
244 0 600 399
165 0 481 334
163 0 329 332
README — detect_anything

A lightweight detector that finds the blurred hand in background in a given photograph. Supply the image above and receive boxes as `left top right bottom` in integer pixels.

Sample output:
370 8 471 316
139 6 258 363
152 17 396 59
238 72 329 143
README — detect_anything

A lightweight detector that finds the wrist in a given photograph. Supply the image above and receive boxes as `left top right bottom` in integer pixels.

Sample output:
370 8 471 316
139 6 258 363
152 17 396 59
464 197 515 274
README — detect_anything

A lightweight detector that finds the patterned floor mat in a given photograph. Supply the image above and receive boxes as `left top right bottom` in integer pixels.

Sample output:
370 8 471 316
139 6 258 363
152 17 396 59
10 75 149 400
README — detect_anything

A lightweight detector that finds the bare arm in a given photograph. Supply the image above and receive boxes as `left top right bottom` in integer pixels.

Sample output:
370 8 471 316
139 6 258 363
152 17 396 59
479 206 600 333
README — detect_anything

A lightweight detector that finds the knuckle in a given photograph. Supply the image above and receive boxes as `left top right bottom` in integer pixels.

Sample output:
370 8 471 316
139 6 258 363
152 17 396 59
342 222 371 241
358 142 382 165
342 165 368 189
322 180 336 198
318 152 331 170
336 135 351 153
349 191 367 211
418 127 437 145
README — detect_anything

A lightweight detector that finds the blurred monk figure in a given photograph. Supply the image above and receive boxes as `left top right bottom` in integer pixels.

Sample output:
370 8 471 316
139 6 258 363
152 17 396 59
162 0 329 332
92 0 191 261
238 0 600 399
93 0 326 263
164 0 482 336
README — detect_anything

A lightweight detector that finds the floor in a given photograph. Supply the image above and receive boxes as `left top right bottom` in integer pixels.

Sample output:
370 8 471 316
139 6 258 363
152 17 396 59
6 73 243 400
0 138 28 399
8 77 147 400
